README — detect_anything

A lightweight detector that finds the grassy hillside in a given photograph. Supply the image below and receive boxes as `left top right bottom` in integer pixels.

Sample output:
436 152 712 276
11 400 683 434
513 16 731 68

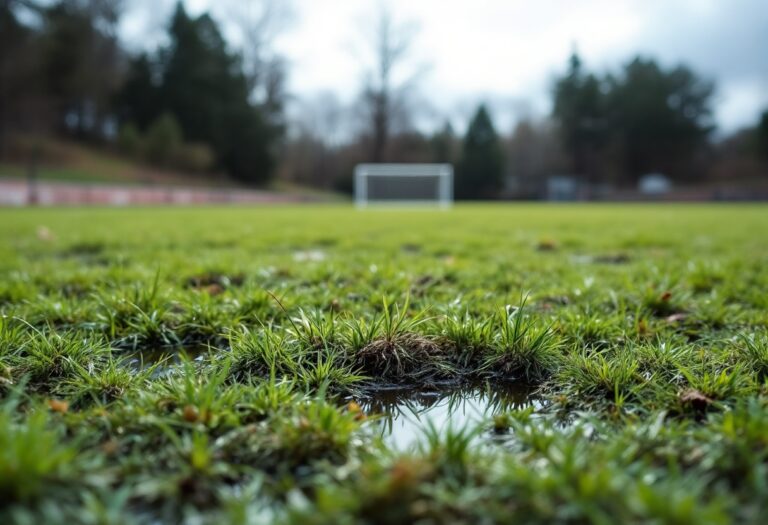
1 204 767 523
0 136 237 187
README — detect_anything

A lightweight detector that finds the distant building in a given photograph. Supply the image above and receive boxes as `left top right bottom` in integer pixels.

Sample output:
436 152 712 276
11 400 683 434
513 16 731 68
639 173 671 195
547 176 578 201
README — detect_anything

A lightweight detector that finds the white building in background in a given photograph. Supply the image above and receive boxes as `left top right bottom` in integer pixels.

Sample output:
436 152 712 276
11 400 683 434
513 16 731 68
639 173 672 195
546 175 578 201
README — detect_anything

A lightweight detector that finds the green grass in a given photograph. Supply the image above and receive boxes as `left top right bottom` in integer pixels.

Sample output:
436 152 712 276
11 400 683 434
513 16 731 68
0 203 767 523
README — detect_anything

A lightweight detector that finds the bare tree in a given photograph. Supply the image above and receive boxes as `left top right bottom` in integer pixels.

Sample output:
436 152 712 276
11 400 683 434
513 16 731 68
359 4 422 162
293 91 348 148
228 0 292 125
280 91 353 187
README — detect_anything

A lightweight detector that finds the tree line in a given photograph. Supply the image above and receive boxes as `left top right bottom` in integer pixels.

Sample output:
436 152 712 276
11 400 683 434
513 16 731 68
1 0 283 183
1 1 766 195
288 48 767 199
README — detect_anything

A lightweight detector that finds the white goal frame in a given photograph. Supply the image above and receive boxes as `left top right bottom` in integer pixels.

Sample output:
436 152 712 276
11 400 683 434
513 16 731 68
354 163 453 208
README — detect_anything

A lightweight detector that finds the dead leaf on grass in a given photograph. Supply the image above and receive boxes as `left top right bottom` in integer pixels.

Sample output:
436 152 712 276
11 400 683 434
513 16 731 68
48 398 69 413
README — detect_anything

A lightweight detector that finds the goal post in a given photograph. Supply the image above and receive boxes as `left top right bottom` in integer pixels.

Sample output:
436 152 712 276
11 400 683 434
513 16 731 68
354 164 453 208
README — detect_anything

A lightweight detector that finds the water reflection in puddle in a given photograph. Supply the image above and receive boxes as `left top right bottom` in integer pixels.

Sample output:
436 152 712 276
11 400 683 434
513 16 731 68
356 382 543 450
122 346 210 376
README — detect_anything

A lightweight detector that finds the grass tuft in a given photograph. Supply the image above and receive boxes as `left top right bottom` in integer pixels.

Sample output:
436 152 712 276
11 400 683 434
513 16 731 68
480 297 561 381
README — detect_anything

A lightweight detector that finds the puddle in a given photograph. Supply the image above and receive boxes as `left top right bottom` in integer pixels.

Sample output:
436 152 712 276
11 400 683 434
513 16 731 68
122 346 211 377
293 249 326 262
185 273 245 290
571 253 631 265
355 382 543 450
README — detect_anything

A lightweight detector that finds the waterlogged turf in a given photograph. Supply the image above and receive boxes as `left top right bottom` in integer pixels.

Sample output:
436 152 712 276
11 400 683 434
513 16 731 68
1 204 767 523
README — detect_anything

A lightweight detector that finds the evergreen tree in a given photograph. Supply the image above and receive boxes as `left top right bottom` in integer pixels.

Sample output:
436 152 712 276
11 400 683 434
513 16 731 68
552 53 715 184
757 109 768 161
0 4 35 151
39 0 122 138
117 2 281 183
161 3 278 183
117 54 158 131
552 53 609 181
607 57 714 181
457 105 504 199
431 121 457 165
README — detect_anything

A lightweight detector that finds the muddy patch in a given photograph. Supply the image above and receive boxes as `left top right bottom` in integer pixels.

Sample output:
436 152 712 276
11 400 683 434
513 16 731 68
56 241 112 266
401 243 422 254
593 253 631 264
355 382 542 449
185 272 245 294
62 241 105 257
536 239 558 252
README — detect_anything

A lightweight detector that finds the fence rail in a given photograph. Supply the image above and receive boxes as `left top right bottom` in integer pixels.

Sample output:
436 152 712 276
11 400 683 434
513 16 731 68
0 179 313 206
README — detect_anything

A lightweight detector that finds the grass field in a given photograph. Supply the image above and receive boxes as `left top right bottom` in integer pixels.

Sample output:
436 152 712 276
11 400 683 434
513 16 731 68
1 204 768 523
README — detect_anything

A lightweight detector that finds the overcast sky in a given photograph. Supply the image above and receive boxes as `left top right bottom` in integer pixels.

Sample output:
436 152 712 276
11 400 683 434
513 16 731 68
120 0 768 135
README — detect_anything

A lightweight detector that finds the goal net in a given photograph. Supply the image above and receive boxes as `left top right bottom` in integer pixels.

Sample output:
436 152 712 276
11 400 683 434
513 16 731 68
354 164 453 208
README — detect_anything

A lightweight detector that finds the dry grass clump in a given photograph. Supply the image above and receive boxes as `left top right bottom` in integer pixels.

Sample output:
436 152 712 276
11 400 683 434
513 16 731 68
356 333 448 382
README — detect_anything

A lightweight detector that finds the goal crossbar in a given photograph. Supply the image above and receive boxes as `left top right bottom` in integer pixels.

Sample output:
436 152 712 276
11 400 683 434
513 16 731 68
354 163 453 208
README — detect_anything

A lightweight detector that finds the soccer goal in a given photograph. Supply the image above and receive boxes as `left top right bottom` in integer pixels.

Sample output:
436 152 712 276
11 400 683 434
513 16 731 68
354 164 453 208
